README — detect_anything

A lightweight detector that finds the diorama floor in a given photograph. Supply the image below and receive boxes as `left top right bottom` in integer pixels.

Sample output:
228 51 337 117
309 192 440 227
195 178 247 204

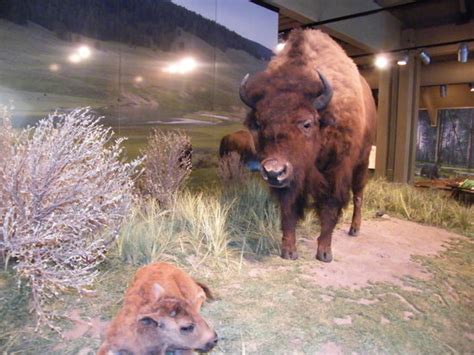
1 216 472 354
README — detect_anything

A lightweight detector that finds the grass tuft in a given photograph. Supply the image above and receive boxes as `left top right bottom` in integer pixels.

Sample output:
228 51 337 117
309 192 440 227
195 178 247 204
223 179 281 256
116 177 282 269
117 192 233 270
364 178 473 237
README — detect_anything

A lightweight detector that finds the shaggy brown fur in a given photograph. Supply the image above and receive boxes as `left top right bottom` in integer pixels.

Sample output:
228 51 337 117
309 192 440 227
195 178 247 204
241 29 376 262
219 129 257 163
97 263 217 355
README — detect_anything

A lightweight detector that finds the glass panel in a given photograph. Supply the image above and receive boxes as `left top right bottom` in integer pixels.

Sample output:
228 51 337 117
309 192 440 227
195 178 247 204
438 108 474 169
0 0 277 180
416 110 437 164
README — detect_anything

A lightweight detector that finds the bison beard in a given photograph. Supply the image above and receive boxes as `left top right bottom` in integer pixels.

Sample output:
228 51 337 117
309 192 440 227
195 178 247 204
240 29 376 262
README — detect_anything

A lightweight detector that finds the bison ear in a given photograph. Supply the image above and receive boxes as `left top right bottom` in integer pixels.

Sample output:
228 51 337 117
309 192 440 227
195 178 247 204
319 114 336 128
151 283 164 302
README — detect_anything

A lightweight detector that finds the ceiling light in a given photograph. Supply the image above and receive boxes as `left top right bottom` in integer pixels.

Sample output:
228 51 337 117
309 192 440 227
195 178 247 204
469 83 474 92
419 50 431 65
440 84 447 98
458 43 469 63
68 53 81 63
163 57 197 74
78 45 91 59
374 54 389 69
397 53 408 66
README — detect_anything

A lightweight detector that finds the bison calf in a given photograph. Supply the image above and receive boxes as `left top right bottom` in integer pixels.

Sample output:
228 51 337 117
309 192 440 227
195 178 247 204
98 263 218 355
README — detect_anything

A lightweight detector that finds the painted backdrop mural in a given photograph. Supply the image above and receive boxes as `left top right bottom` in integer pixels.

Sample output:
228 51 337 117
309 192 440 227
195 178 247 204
0 0 277 176
416 108 474 173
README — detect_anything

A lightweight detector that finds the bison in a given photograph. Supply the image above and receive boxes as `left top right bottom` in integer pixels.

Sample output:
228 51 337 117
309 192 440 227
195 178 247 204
98 262 218 355
420 163 440 179
239 29 376 262
219 129 260 171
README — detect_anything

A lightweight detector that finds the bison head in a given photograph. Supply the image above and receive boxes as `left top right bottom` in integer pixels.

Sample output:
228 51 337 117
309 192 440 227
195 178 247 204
135 297 218 353
240 70 333 189
106 296 218 354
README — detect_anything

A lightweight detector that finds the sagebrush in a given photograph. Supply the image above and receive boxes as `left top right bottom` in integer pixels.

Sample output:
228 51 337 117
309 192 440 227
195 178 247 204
217 152 250 183
0 108 142 328
140 129 192 207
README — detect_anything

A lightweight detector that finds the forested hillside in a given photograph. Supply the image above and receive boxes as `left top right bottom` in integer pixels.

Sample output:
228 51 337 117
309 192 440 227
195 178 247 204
0 0 272 60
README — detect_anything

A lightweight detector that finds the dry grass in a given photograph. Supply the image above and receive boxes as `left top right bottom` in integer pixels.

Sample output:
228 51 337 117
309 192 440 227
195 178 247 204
1 177 472 354
217 152 250 184
117 177 472 272
116 178 281 271
117 193 234 271
363 178 473 237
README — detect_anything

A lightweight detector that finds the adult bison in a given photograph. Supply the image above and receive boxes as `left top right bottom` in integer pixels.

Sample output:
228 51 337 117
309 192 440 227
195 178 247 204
239 29 376 262
219 129 260 171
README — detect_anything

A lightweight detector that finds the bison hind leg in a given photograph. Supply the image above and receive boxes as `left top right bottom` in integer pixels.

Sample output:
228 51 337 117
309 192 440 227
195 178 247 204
316 248 332 263
348 222 360 236
348 160 369 236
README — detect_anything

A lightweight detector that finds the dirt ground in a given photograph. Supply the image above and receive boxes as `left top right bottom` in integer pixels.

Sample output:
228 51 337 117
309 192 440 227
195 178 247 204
1 216 472 354
299 215 462 289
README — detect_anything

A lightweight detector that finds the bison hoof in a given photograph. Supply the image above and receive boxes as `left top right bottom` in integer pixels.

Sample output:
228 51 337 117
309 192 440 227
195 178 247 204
316 249 333 263
281 249 298 260
348 226 359 236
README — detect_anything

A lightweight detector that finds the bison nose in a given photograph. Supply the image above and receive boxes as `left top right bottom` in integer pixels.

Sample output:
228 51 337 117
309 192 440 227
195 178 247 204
206 333 219 350
261 158 292 186
202 333 218 352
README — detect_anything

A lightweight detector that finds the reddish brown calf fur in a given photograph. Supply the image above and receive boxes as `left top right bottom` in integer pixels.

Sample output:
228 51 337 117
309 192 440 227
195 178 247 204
97 262 217 355
240 29 376 262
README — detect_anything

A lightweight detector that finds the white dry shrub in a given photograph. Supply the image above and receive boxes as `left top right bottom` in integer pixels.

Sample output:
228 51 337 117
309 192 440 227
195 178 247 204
0 105 13 190
141 129 192 207
0 108 142 328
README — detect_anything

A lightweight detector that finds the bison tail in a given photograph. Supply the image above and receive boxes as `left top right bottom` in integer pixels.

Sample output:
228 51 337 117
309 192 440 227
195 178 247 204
196 281 214 301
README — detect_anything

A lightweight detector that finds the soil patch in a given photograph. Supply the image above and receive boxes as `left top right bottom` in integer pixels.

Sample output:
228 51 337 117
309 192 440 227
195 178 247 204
300 216 465 289
62 309 108 342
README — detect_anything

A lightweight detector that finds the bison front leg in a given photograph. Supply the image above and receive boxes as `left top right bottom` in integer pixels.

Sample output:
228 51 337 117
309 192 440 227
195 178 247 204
315 201 342 263
280 202 299 260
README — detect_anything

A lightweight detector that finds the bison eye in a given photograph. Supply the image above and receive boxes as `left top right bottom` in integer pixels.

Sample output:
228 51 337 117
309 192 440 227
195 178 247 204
139 317 158 327
298 120 312 132
180 324 195 334
250 120 261 131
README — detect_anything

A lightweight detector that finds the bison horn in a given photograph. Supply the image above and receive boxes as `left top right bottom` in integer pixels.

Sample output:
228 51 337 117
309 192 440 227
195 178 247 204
313 71 333 112
239 73 256 110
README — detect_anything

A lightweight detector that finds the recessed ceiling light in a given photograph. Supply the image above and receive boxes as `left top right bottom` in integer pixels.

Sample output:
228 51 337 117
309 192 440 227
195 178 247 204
375 54 389 69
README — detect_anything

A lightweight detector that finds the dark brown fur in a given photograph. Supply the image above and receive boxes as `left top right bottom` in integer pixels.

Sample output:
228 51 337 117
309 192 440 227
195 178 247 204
241 29 376 262
219 129 258 163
